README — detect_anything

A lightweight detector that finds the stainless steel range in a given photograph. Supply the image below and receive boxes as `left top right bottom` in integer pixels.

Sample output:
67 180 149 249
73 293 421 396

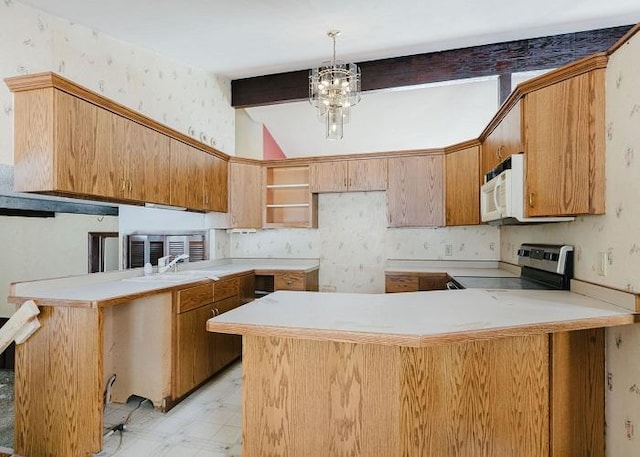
450 244 574 290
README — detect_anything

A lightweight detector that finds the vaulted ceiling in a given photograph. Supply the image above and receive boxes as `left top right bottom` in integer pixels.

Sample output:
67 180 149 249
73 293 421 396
15 0 640 79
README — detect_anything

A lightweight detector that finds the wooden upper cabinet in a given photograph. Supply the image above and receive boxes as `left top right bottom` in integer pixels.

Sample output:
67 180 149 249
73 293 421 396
203 154 228 212
8 74 229 213
387 155 444 227
170 139 204 209
310 161 348 192
125 119 171 204
523 70 605 217
481 100 522 178
445 146 480 226
229 161 262 228
348 158 387 191
310 158 387 193
54 90 124 198
264 166 317 228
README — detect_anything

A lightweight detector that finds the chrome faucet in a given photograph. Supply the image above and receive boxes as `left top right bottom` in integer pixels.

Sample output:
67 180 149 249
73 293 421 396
157 254 189 274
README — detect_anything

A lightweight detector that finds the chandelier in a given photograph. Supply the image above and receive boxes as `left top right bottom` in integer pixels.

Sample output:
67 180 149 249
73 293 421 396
309 30 361 140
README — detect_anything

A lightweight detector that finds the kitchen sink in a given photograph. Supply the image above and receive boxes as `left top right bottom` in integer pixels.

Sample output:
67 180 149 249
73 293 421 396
122 268 233 283
122 273 202 283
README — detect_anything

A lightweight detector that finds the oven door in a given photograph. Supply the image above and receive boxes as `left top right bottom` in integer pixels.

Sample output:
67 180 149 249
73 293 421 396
480 171 509 222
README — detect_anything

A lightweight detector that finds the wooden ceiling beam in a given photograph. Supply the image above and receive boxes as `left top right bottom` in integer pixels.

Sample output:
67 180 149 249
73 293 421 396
232 25 632 107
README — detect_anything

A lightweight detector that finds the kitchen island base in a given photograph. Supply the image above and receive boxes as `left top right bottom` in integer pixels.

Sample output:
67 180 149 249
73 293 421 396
242 330 603 457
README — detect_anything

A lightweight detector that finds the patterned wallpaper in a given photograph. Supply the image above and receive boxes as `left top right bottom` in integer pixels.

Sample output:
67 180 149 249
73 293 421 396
501 32 640 456
0 1 234 166
231 192 500 293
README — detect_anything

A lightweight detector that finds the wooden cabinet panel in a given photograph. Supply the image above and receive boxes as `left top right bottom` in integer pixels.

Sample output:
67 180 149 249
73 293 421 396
481 101 522 177
385 273 449 293
170 139 204 209
239 273 256 304
203 153 228 212
550 328 604 457
213 278 239 302
310 161 348 192
524 71 604 216
445 146 480 226
175 302 216 397
310 159 387 193
55 91 126 198
385 275 419 293
229 161 263 228
275 272 306 291
348 158 387 191
213 296 242 370
387 155 444 227
126 120 171 204
12 88 56 192
176 283 213 313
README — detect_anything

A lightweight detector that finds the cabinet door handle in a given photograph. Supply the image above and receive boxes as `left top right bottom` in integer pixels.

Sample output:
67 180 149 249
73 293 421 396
528 192 535 208
497 145 504 161
128 179 132 192
120 179 126 192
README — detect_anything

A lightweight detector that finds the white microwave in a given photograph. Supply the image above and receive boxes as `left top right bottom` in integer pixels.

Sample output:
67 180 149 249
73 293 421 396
480 154 574 224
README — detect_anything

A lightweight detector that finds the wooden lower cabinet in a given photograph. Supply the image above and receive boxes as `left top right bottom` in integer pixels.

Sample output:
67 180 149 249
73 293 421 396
242 329 604 457
175 302 217 397
174 275 252 400
385 272 450 293
274 270 319 291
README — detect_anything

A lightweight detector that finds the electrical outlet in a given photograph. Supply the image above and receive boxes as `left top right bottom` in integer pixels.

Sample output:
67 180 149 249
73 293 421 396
445 244 453 256
596 251 607 276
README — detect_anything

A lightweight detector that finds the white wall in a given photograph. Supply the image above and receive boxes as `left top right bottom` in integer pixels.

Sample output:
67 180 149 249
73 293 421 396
236 109 263 159
0 0 235 166
500 32 640 456
246 77 499 157
0 213 118 317
231 192 500 293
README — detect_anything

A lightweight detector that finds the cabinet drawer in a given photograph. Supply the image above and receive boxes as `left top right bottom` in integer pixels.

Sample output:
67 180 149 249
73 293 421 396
385 275 419 293
214 296 239 316
214 278 239 302
275 272 305 291
176 283 213 313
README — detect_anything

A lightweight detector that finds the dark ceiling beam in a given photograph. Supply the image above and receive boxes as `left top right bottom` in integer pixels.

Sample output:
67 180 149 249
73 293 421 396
0 195 119 216
232 25 632 108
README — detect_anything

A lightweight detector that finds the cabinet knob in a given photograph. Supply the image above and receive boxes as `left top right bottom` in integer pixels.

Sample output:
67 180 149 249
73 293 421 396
528 192 535 208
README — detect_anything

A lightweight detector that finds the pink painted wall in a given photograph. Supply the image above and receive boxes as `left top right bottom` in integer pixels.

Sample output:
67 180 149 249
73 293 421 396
263 125 286 159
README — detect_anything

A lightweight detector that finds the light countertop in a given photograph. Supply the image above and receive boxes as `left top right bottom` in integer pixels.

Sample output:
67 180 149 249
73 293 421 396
8 259 319 306
207 289 636 347
385 260 520 277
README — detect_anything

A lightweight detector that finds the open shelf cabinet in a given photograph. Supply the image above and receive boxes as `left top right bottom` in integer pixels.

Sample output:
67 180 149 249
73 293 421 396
263 166 318 228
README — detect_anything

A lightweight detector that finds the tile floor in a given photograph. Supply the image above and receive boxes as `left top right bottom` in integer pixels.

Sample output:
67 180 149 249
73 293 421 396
94 362 242 457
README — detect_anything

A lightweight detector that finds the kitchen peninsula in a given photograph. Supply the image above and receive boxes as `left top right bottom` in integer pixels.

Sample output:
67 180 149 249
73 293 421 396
207 287 637 457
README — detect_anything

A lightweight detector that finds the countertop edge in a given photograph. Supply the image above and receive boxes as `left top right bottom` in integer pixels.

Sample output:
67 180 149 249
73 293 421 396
207 313 638 347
